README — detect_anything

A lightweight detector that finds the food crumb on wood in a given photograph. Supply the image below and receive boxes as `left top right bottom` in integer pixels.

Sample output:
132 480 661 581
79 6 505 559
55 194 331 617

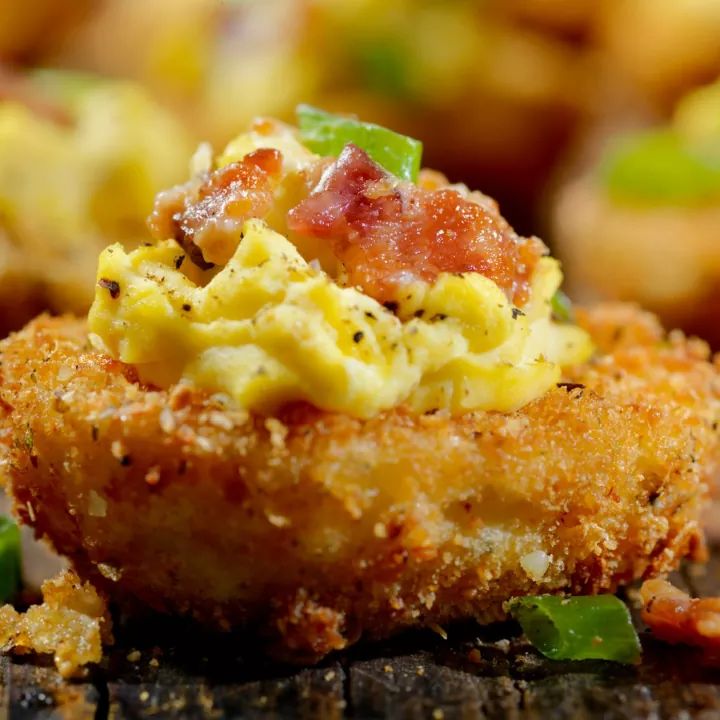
0 570 112 678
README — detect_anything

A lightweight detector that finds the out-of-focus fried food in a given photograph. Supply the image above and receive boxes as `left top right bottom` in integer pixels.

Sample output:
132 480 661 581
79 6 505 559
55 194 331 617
0 70 192 335
0 305 716 661
640 579 720 656
0 1 90 62
0 569 111 678
597 0 720 110
492 0 600 38
553 79 720 347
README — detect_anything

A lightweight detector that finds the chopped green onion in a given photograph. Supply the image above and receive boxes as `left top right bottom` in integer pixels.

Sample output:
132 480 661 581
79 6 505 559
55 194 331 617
551 290 574 323
600 129 720 205
0 516 21 603
297 104 423 182
510 595 641 664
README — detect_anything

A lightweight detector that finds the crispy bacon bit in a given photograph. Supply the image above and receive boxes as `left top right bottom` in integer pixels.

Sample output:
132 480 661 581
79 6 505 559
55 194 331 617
640 579 720 653
148 148 283 268
287 145 545 305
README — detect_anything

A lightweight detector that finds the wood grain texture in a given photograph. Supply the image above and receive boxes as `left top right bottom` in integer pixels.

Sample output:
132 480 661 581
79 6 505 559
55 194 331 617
3 552 720 719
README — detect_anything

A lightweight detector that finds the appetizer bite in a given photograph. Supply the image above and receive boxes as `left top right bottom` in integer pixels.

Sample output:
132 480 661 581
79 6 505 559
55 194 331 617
0 69 192 334
1 109 719 674
554 80 720 346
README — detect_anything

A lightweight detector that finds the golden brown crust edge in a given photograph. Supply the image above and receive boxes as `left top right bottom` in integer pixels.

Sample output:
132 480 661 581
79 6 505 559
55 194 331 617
0 305 718 661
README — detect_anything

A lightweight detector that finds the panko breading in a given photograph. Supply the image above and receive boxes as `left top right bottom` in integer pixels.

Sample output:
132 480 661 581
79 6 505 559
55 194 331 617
0 305 717 661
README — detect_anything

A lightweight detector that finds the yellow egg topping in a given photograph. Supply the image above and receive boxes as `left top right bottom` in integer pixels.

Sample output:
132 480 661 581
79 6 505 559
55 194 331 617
88 122 592 418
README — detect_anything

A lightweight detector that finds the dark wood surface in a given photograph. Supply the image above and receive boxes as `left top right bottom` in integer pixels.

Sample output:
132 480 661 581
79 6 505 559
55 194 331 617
3 552 720 719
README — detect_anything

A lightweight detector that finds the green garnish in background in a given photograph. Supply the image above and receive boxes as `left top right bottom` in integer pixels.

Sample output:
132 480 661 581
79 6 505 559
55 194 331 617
0 516 21 603
510 595 641 664
297 104 423 182
601 129 720 205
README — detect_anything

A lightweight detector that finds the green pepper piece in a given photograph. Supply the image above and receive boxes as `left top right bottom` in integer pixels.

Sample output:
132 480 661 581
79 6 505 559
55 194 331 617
297 104 423 182
0 516 21 602
551 290 574 324
510 595 641 664
601 129 720 205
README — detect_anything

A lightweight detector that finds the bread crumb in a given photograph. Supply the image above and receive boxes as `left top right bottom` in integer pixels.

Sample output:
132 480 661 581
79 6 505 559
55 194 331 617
0 570 112 678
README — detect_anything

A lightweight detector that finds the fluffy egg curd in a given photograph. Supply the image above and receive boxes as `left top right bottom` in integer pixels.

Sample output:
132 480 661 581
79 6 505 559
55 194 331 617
88 116 592 418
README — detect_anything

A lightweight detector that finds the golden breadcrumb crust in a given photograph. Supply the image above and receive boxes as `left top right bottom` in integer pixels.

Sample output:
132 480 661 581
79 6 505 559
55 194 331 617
0 305 718 661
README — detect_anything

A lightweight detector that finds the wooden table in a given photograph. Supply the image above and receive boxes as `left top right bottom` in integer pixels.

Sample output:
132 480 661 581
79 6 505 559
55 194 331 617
3 551 720 719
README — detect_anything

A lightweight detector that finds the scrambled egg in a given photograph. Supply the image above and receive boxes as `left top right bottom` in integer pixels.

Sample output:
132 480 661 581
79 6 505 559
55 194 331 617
89 167 591 417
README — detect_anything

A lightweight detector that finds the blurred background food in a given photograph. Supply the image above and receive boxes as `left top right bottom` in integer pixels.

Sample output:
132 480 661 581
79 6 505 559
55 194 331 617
0 68 191 334
1 0 720 344
553 80 720 345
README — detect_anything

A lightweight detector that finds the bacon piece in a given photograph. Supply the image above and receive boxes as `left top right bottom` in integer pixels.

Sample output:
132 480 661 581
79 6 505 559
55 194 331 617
148 148 283 268
640 578 720 653
287 144 545 305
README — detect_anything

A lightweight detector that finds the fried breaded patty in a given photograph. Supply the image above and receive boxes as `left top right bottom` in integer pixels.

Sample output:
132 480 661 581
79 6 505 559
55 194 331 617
0 307 718 661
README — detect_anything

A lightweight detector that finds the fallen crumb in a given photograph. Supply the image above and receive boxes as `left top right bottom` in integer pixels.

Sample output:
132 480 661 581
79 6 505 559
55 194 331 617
126 649 141 663
139 690 150 702
324 670 336 681
416 665 425 676
433 709 445 720
0 570 112 678
468 648 482 663
383 664 393 673
149 658 159 668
